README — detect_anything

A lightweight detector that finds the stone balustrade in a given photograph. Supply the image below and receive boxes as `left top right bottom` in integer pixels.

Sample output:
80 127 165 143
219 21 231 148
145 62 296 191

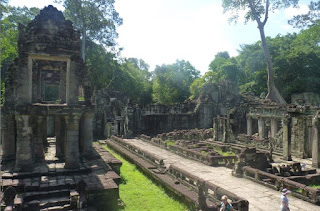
111 136 164 167
242 166 320 204
168 164 249 211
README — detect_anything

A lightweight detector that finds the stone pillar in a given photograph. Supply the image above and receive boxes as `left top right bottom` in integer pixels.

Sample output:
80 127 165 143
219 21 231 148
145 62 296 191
33 116 45 160
270 118 278 138
258 117 266 139
55 116 65 159
297 117 306 158
312 113 320 168
120 121 124 137
1 114 16 160
247 116 253 136
80 112 94 156
64 114 80 169
282 117 292 161
15 115 33 170
42 117 48 152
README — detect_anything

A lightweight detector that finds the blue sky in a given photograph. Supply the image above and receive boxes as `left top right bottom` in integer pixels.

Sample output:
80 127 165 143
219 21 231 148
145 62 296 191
9 0 310 74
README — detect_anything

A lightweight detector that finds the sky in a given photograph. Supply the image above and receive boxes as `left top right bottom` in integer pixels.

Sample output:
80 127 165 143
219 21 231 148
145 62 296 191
9 0 311 74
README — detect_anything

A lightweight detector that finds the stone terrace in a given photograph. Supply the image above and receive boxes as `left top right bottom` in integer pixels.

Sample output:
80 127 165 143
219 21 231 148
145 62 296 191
123 138 320 210
0 138 121 210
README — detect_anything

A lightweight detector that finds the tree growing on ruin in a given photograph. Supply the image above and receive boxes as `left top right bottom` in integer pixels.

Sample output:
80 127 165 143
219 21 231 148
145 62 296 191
222 0 299 104
55 0 122 61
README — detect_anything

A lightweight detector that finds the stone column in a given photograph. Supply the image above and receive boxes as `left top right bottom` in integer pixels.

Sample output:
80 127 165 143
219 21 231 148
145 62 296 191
270 118 278 138
247 116 253 136
213 117 218 141
282 117 292 161
80 112 94 157
64 114 80 169
258 117 266 139
120 121 124 137
15 115 33 170
1 114 16 160
55 116 65 159
33 116 45 160
312 113 320 168
42 117 48 152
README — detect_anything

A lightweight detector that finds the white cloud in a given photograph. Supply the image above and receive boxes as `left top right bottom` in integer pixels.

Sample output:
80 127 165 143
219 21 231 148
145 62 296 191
284 4 309 18
115 0 234 73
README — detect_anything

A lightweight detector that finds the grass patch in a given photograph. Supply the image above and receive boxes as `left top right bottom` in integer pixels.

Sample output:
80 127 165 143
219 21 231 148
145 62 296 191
294 188 303 193
103 145 188 211
308 184 320 189
201 150 208 156
166 140 176 147
213 146 235 156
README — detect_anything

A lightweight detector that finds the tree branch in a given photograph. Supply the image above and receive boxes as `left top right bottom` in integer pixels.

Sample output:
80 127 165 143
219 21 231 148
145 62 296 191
248 0 262 26
262 0 269 26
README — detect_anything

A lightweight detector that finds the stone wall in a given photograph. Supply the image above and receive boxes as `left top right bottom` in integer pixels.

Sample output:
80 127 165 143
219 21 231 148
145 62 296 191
127 81 240 136
92 88 130 139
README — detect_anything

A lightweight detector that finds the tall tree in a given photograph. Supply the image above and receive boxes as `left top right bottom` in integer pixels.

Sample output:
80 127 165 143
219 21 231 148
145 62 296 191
56 0 122 61
222 0 298 104
289 1 320 28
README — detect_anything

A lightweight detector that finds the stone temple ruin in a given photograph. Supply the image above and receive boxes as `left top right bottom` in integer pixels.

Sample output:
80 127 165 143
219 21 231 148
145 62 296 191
1 6 121 210
1 4 320 211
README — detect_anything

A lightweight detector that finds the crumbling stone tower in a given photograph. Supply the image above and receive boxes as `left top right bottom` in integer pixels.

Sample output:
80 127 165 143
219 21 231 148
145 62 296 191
1 5 94 171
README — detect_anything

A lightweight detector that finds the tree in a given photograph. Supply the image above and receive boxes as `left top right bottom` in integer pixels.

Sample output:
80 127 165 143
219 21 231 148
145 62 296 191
209 51 240 83
56 0 122 61
0 6 40 75
190 52 241 99
85 41 153 104
222 0 299 104
152 60 200 104
289 1 320 28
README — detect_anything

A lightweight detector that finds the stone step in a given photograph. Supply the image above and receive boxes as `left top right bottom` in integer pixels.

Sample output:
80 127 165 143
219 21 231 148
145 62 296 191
41 204 72 211
1 166 91 180
23 189 70 202
23 196 71 210
39 196 70 209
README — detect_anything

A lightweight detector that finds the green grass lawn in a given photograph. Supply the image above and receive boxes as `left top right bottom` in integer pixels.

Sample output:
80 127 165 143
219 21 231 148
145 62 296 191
103 145 188 211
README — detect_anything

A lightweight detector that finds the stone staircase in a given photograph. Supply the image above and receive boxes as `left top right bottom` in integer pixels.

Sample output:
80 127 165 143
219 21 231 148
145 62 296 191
22 189 72 210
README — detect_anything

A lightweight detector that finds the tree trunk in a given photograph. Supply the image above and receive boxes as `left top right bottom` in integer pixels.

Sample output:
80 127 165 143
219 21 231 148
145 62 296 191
81 29 86 61
258 25 286 105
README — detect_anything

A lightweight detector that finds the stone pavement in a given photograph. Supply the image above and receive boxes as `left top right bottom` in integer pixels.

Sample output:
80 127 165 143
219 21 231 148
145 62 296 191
124 138 320 211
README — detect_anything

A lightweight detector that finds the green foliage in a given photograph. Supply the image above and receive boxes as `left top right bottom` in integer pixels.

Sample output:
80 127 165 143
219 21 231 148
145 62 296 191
190 52 240 99
308 184 320 189
222 0 299 24
103 146 188 211
114 59 152 105
58 0 122 46
56 0 122 59
0 6 40 74
289 1 320 28
152 60 200 104
86 40 152 104
166 140 176 147
201 24 320 102
213 146 235 156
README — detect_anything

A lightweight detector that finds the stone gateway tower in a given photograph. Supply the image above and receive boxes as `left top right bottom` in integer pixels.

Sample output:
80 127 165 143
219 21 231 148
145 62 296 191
2 5 94 171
